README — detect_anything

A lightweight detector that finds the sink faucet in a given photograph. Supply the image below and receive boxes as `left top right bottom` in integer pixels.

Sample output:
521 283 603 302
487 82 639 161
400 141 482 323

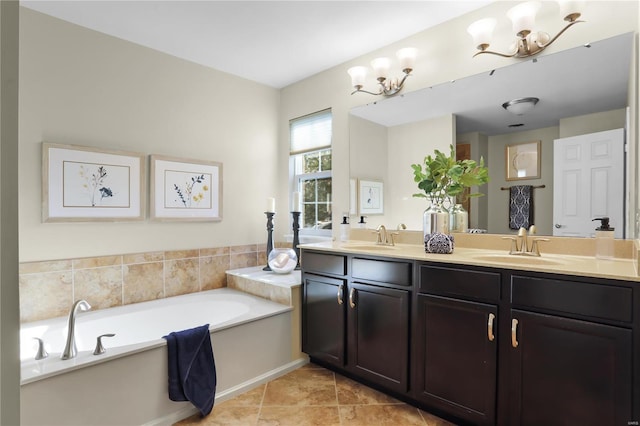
61 299 91 360
503 226 549 256
374 225 399 246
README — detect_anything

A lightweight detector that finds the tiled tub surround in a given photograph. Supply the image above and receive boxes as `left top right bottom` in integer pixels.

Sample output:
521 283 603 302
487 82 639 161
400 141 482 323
19 243 268 323
226 266 303 361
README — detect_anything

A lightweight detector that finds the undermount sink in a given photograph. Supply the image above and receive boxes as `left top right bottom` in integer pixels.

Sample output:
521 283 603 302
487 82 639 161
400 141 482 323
469 254 569 266
341 244 397 251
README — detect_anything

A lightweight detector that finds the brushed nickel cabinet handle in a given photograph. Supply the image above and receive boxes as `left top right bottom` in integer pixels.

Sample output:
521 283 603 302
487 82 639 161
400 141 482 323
349 288 356 309
337 284 344 305
511 318 519 348
487 313 496 342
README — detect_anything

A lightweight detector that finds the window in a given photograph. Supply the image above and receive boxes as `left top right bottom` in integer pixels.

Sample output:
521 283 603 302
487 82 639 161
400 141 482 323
290 109 332 234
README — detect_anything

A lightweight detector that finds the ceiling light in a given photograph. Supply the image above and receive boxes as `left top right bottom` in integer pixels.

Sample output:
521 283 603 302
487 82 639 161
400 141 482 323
348 47 417 96
467 1 585 59
502 97 539 115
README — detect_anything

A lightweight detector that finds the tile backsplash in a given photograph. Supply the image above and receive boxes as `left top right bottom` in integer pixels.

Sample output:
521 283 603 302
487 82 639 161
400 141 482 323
19 243 268 323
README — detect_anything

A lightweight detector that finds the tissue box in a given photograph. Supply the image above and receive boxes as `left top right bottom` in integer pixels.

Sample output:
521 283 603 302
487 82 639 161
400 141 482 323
424 232 455 254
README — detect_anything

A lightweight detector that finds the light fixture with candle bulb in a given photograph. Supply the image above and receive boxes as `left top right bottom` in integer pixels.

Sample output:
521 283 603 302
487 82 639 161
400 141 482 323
467 1 585 59
347 47 417 96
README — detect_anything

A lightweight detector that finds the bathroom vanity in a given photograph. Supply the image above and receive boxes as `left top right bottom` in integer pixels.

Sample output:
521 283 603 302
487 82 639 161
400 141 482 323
300 241 639 426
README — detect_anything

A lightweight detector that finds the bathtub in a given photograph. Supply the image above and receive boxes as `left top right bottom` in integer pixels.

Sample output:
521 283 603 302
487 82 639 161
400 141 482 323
20 288 303 426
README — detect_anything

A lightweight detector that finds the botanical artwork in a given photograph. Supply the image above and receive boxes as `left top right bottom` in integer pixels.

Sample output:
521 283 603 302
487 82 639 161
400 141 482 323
165 171 212 209
43 143 145 222
63 161 130 208
358 179 384 215
151 155 222 221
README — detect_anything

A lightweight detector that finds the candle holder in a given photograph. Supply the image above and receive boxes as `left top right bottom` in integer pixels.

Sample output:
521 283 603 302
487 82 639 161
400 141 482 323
291 211 301 270
263 212 275 271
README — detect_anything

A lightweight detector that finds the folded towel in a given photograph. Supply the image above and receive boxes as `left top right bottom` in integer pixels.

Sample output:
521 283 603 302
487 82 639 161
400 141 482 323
163 324 216 416
509 185 534 230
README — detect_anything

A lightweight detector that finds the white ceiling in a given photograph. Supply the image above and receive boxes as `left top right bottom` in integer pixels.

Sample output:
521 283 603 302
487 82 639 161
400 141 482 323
21 0 492 89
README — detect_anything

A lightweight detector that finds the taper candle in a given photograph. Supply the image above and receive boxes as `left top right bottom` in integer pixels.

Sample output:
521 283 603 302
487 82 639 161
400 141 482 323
266 197 276 213
291 191 301 212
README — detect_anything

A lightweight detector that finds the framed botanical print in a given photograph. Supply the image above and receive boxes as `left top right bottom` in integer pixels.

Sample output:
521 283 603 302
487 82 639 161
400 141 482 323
42 143 145 222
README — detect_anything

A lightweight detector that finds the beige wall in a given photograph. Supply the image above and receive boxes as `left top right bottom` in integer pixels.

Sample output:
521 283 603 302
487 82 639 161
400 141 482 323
487 126 558 235
280 1 639 240
1 1 21 424
20 8 281 262
387 115 454 230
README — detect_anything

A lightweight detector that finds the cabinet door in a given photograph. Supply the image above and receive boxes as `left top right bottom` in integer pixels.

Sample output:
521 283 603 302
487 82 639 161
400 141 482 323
347 283 410 393
509 309 632 426
413 294 497 426
302 274 346 366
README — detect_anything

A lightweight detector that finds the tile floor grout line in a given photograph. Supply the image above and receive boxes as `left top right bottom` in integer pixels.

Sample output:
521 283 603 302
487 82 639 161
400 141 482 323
256 381 268 426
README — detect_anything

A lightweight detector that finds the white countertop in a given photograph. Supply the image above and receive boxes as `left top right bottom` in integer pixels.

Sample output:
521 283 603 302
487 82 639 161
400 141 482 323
299 241 640 283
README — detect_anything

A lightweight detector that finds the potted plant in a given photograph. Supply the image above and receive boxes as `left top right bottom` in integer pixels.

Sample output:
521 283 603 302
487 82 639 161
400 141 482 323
411 145 489 236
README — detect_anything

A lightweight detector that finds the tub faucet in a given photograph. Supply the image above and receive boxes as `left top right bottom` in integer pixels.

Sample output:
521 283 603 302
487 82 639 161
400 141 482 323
61 299 91 360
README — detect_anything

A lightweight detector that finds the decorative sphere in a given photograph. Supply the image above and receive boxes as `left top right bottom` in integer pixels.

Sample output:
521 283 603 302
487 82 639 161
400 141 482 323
268 248 298 274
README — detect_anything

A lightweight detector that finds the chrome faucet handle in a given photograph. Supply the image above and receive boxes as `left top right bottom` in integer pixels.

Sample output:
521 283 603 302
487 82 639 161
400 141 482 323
33 337 48 360
502 236 519 254
93 333 116 355
529 238 550 256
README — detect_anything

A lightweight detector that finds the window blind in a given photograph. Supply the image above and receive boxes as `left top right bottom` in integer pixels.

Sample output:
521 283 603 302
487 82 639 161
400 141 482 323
290 109 332 155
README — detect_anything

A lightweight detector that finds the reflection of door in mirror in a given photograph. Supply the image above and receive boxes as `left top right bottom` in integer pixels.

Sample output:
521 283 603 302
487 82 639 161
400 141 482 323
553 128 625 238
455 143 471 222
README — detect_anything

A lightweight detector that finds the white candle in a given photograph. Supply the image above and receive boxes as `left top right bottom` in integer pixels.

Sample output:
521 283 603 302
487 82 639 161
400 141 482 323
291 191 301 212
266 197 275 213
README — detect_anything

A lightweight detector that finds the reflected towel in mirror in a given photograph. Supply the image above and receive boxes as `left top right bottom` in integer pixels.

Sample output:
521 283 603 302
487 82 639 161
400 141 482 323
509 185 534 230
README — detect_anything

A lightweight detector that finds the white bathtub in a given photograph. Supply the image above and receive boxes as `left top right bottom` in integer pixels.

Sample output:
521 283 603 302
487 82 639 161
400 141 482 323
20 288 303 425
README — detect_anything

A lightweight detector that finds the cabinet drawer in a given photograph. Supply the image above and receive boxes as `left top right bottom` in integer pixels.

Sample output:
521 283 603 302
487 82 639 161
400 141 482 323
419 264 500 302
511 275 632 323
352 257 412 286
301 251 347 276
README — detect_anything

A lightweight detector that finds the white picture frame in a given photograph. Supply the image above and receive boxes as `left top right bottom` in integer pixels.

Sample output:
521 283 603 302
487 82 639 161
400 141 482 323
150 155 223 221
358 179 384 215
42 142 145 222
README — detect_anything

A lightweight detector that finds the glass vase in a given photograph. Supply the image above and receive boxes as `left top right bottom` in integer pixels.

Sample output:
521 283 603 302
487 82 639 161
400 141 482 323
449 203 469 233
423 202 449 239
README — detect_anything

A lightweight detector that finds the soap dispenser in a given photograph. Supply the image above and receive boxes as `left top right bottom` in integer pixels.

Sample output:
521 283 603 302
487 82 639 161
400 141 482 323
340 213 350 242
357 216 367 229
592 217 614 259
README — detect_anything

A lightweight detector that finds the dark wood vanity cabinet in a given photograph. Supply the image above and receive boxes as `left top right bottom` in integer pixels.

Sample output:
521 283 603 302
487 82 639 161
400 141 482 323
302 250 638 426
507 275 634 426
301 250 412 393
414 264 501 425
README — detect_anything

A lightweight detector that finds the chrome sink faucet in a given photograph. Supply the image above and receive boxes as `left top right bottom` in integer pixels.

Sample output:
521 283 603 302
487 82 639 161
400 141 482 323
503 226 549 256
61 299 91 360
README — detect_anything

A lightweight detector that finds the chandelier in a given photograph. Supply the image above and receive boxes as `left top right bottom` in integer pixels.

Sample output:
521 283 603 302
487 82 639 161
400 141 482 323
467 1 585 58
347 47 417 96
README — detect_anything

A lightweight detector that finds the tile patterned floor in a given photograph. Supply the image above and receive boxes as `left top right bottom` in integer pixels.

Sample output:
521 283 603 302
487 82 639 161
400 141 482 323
174 363 457 426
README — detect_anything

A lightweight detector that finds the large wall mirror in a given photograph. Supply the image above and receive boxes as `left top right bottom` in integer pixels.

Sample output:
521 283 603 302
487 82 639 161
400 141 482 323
349 32 634 238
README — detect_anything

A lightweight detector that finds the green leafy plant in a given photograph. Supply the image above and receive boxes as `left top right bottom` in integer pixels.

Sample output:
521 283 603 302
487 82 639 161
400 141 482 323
411 144 489 205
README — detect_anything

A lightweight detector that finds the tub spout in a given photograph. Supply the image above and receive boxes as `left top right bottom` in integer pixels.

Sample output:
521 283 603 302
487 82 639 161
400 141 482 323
61 299 91 360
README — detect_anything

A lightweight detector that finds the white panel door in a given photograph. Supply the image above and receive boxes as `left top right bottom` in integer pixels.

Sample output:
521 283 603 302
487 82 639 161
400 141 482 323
553 128 625 238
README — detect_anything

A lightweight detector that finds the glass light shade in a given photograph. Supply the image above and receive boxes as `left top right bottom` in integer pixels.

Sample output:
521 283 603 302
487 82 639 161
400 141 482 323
507 1 541 36
467 18 497 48
557 0 584 20
347 66 368 87
396 47 417 71
502 97 539 115
371 57 391 80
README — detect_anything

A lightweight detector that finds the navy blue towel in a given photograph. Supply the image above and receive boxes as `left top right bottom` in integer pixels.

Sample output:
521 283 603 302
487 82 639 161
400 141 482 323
163 324 216 416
